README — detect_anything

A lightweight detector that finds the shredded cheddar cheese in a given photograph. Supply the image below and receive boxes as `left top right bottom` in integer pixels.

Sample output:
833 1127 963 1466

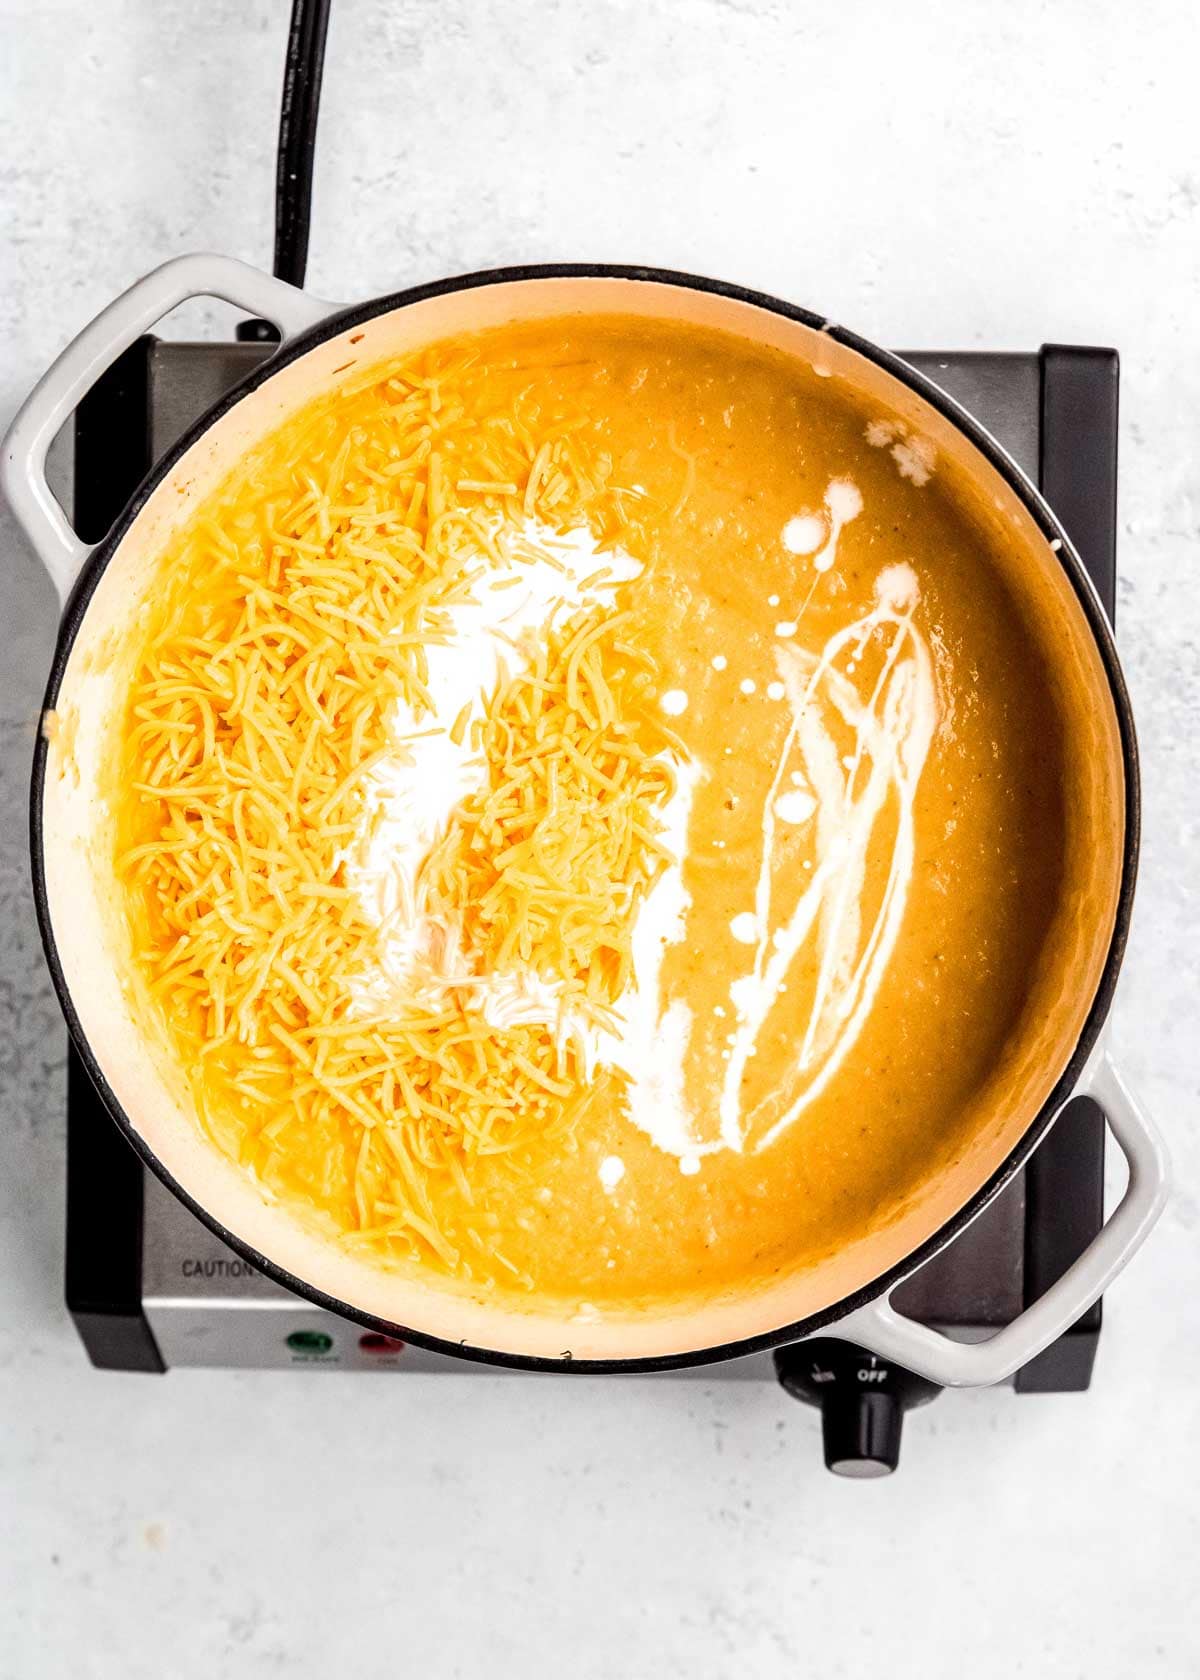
117 339 676 1285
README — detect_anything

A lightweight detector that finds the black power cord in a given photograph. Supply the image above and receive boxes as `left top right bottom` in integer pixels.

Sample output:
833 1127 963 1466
239 0 332 340
274 0 332 288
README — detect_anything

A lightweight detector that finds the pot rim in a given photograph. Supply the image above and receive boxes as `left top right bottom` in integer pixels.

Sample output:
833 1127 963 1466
30 261 1140 1374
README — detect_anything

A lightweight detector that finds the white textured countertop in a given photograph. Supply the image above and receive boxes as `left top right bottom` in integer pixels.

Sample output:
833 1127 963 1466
2 3 1198 1674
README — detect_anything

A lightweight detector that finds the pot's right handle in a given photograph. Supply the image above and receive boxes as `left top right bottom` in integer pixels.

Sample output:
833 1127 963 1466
833 1052 1169 1387
1 252 339 606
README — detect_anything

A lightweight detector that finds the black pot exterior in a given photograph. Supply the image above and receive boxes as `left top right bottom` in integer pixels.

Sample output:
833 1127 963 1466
29 264 1140 1374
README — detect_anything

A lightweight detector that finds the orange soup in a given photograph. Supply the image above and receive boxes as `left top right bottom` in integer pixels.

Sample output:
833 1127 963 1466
115 317 1068 1307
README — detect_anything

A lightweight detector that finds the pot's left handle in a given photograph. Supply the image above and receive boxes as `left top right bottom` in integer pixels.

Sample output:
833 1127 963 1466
1 252 339 607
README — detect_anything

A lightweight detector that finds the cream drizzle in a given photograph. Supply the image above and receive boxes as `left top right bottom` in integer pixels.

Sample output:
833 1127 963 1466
810 479 864 571
611 475 938 1166
341 519 640 1043
597 757 704 1156
718 561 937 1152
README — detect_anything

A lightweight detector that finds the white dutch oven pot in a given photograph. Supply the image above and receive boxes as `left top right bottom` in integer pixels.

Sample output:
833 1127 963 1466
2 254 1169 1383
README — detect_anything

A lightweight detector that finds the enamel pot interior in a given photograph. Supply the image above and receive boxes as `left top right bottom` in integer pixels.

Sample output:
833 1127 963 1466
35 272 1131 1368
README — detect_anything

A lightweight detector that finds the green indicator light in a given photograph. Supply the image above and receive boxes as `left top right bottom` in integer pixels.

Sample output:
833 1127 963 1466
286 1329 333 1355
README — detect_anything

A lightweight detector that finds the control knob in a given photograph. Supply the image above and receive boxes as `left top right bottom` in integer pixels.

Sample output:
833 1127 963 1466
775 1336 941 1477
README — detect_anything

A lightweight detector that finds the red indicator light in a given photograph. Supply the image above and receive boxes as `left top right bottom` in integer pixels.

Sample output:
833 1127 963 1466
359 1332 406 1355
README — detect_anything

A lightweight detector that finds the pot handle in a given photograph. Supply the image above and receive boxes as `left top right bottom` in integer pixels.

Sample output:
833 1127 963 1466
0 252 338 606
831 1052 1169 1387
